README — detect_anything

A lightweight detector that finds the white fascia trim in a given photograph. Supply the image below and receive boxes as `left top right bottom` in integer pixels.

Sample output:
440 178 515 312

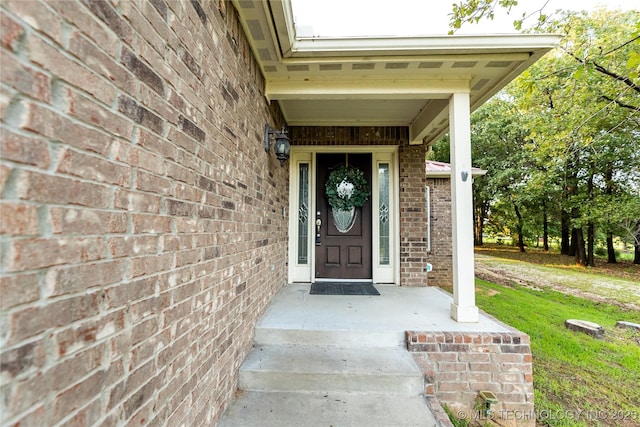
266 79 470 101
276 52 532 64
266 0 297 57
287 34 563 58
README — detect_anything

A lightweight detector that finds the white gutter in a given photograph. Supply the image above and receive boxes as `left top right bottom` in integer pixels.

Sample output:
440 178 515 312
287 34 563 58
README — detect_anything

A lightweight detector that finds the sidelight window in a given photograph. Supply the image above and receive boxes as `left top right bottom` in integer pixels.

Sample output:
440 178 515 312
297 163 309 264
378 163 390 265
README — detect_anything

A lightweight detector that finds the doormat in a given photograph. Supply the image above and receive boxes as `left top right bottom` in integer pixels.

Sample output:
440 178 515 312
310 282 380 296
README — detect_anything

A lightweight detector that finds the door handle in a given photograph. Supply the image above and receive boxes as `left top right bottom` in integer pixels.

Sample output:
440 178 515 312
315 218 322 245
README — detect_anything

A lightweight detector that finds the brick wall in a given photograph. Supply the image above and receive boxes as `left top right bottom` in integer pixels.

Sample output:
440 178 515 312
399 143 429 286
407 330 535 427
1 1 288 425
290 126 407 146
425 177 453 289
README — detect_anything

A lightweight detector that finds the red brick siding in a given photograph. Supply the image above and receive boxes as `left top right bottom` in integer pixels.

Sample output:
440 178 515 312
399 143 429 286
407 331 535 427
0 1 287 425
290 126 407 145
425 178 453 288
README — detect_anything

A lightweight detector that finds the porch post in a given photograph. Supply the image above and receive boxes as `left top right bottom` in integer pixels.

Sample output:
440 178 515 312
449 92 479 322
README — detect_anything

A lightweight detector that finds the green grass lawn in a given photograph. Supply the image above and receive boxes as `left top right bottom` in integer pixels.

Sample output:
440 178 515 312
476 279 640 427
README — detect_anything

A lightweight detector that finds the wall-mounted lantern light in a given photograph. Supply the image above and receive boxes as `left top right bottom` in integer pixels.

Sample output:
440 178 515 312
264 124 290 166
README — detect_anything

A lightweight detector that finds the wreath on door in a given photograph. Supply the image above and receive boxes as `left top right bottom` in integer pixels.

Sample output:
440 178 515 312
325 165 371 210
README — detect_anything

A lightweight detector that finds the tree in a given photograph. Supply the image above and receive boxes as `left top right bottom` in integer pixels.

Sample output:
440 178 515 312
507 9 640 265
448 0 549 33
432 97 539 252
443 6 640 265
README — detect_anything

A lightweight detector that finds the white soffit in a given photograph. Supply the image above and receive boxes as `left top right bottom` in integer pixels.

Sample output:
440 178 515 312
232 0 562 145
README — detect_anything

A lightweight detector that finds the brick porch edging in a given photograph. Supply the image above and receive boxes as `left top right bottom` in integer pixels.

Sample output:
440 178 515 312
406 329 535 427
426 396 456 427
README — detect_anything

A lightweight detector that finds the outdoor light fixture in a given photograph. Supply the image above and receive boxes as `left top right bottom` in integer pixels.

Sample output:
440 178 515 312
264 124 290 166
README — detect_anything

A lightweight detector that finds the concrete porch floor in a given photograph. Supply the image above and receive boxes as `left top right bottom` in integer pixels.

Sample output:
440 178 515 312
257 283 509 344
218 284 516 427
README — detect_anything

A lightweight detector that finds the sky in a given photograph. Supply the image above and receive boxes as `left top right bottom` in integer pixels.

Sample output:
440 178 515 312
291 0 639 37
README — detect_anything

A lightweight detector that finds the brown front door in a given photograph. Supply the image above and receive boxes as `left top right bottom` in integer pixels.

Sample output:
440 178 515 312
315 153 372 280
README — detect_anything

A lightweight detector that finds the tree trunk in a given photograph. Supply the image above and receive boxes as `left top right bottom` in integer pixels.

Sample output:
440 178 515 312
474 205 485 246
479 205 485 245
575 228 587 266
568 201 579 257
587 222 595 267
543 200 549 252
561 209 570 255
513 200 525 253
635 220 640 265
586 174 595 267
605 165 616 264
607 233 617 264
565 151 579 257
569 227 578 257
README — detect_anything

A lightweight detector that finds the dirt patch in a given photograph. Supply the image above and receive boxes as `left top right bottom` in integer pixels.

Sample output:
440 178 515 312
475 246 640 282
475 251 640 312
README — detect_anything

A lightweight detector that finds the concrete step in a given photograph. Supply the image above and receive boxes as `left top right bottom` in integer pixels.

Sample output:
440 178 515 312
239 344 424 395
220 287 441 427
254 326 405 347
217 390 438 427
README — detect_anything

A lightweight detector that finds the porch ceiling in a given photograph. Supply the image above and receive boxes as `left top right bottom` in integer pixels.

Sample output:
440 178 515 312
232 0 561 145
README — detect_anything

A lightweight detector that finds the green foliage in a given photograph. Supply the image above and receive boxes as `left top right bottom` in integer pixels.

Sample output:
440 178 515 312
443 404 470 427
445 7 640 260
513 8 640 261
324 165 370 210
448 0 520 34
476 279 640 424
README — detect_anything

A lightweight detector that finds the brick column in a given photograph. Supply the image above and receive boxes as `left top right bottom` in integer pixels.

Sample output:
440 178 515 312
399 142 428 286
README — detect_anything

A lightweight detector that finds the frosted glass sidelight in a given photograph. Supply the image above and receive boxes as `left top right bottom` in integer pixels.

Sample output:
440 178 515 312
379 163 390 265
298 163 309 264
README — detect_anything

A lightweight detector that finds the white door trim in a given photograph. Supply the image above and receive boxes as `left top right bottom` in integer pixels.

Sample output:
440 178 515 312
287 146 399 285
